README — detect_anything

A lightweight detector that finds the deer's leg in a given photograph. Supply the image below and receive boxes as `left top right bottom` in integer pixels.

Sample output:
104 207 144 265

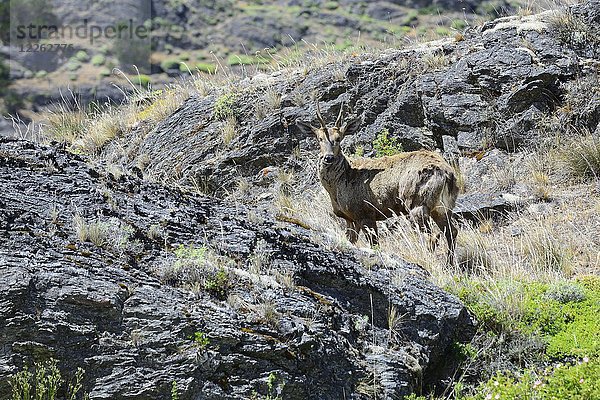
361 219 379 247
431 210 458 265
345 220 360 244
409 206 436 250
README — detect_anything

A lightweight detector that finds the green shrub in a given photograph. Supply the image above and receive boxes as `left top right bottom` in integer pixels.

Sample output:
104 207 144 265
171 380 179 400
159 244 232 299
470 357 600 400
213 92 238 120
91 54 105 66
435 27 450 36
402 10 418 26
192 331 210 349
204 266 230 299
174 244 206 261
132 74 151 88
451 277 600 358
35 70 47 78
178 62 216 74
227 54 254 66
193 62 217 74
373 128 403 157
75 50 89 62
66 58 81 71
100 68 112 77
451 19 468 30
160 59 180 72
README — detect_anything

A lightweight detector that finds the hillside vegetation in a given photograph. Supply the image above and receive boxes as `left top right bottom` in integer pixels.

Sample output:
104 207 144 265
3 0 600 399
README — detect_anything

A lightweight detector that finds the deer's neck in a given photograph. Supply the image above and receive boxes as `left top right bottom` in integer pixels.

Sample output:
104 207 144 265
320 155 351 190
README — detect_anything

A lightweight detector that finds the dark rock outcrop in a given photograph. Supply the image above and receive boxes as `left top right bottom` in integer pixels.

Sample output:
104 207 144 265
0 138 475 399
98 1 600 195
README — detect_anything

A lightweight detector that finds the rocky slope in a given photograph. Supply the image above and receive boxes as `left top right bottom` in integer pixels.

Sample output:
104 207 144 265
0 137 474 399
95 0 600 199
2 1 600 398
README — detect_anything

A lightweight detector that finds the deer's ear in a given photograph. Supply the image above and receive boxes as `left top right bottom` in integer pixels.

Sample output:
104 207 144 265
296 120 319 136
341 117 362 137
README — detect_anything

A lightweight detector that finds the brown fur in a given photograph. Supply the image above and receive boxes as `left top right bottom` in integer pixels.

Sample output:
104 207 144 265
297 112 458 262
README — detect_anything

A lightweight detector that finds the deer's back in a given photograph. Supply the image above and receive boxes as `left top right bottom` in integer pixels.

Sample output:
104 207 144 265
338 150 457 219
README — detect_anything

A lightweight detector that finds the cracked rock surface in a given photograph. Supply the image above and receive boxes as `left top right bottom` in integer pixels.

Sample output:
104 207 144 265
0 138 475 399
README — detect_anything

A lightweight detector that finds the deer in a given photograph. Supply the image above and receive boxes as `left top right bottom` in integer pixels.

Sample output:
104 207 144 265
297 102 459 263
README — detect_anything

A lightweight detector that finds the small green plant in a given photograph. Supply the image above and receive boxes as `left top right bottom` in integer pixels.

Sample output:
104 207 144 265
179 62 216 74
453 341 478 362
171 380 179 400
264 372 285 400
191 331 210 350
213 92 238 120
174 244 206 261
353 145 364 157
132 74 151 89
66 59 81 71
451 19 468 30
91 54 105 66
9 359 86 400
324 1 338 10
373 129 403 157
204 266 230 299
160 59 180 72
75 50 89 62
227 54 258 66
161 244 233 298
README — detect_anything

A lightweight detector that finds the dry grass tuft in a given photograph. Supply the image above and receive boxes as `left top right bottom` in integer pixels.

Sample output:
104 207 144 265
556 133 600 181
72 109 123 154
73 214 109 247
221 116 238 145
521 228 575 275
46 107 86 144
548 7 599 48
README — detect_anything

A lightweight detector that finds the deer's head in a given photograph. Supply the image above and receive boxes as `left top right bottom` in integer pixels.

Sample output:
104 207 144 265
297 102 361 165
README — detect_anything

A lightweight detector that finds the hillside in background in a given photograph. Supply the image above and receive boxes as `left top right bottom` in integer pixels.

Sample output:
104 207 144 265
2 0 600 399
1 0 532 133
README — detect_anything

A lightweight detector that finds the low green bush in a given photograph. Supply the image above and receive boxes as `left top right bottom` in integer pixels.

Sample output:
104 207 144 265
373 129 403 157
75 50 89 62
66 58 81 71
91 54 106 66
451 276 600 358
132 74 151 88
213 92 238 120
160 59 180 72
227 54 269 66
471 357 600 400
178 62 216 74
